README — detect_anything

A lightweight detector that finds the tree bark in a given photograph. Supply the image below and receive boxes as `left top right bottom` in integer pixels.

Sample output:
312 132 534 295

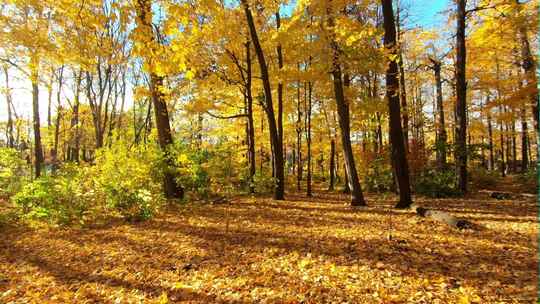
246 41 256 193
328 138 335 191
382 0 413 209
241 0 284 200
430 59 447 169
455 0 468 193
275 12 284 160
3 66 14 148
136 0 183 199
31 66 44 178
306 81 312 197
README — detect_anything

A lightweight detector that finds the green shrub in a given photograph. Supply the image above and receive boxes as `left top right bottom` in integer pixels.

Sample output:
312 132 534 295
0 148 28 197
414 169 461 198
12 173 91 225
94 144 164 221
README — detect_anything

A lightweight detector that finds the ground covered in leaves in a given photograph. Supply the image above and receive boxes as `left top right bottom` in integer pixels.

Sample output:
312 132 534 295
0 190 537 303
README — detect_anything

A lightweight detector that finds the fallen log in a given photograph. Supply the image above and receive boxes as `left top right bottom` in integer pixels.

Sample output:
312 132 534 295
411 204 475 230
478 190 536 200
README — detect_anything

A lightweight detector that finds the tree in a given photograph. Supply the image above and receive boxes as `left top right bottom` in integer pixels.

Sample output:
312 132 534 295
454 0 468 193
381 0 412 209
241 0 285 200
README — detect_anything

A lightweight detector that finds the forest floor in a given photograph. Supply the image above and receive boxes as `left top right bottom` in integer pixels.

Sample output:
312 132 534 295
0 183 537 303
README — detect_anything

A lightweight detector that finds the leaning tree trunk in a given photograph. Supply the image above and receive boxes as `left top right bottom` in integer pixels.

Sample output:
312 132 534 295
382 0 412 209
241 0 284 200
331 67 366 205
454 0 468 193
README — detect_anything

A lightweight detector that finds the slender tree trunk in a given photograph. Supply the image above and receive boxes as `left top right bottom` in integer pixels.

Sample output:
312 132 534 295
3 66 14 148
328 138 335 191
296 74 303 191
276 12 284 159
306 81 312 197
455 0 468 193
431 59 447 169
499 104 506 177
52 67 63 165
31 66 43 178
521 103 529 171
382 0 412 208
72 70 81 163
487 101 494 171
241 0 284 200
246 41 256 193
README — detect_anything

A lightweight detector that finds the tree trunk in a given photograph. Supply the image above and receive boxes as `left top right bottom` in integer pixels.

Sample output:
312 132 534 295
136 0 183 199
31 67 44 178
328 138 335 191
241 0 284 200
246 41 256 193
275 12 284 161
306 81 312 197
3 66 14 148
487 97 494 170
382 0 412 209
296 71 303 191
331 67 366 205
521 103 529 171
52 66 63 165
396 8 409 153
516 1 538 133
454 0 468 193
431 59 447 169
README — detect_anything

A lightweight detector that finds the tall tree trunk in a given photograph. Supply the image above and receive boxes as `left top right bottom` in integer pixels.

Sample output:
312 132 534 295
3 66 14 148
454 0 468 193
431 59 447 169
331 67 366 205
136 0 183 199
499 105 506 177
246 41 256 193
241 0 284 200
328 138 335 191
275 12 284 160
487 100 494 171
296 69 303 191
516 1 538 133
31 65 43 178
396 6 409 153
306 81 312 197
521 102 529 171
52 67 63 165
382 0 412 209
72 70 81 163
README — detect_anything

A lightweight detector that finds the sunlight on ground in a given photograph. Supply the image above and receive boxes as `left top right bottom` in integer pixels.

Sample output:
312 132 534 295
0 192 537 303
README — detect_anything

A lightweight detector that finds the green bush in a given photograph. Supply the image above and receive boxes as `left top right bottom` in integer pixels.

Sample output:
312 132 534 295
0 148 28 197
94 145 164 221
414 169 461 198
12 173 91 225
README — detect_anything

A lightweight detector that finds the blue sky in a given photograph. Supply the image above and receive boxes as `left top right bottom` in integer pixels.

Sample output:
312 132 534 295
405 0 450 29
